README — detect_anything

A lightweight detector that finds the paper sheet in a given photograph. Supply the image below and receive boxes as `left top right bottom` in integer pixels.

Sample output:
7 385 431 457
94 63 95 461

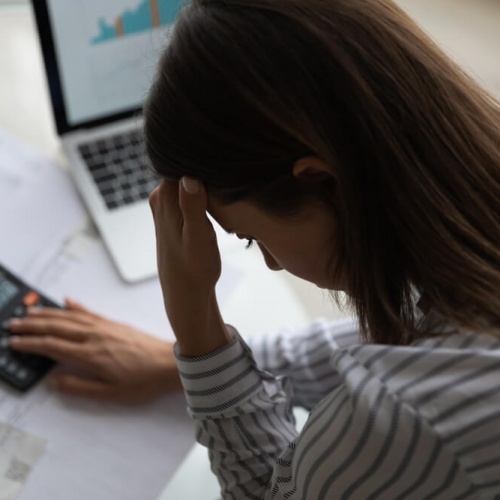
0 130 85 278
0 129 244 500
0 421 45 500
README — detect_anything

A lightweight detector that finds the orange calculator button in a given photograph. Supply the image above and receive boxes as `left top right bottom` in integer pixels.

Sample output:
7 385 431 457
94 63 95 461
23 291 40 308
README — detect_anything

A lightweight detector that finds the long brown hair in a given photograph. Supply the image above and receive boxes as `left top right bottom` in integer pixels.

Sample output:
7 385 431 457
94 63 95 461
144 0 500 344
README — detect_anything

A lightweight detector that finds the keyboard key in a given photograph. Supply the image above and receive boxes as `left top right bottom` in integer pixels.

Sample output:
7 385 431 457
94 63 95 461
79 144 91 156
87 161 107 173
95 172 116 184
100 187 115 198
78 130 159 210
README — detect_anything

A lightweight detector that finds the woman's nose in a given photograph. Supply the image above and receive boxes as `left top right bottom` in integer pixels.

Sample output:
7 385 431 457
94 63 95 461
257 243 283 272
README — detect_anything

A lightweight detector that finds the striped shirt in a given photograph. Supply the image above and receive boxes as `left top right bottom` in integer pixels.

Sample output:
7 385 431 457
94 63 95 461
175 312 500 499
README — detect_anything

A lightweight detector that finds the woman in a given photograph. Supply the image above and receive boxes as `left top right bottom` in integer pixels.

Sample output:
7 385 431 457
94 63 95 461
10 0 500 497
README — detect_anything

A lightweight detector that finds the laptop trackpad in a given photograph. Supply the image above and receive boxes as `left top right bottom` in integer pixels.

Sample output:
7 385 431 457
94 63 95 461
98 202 157 283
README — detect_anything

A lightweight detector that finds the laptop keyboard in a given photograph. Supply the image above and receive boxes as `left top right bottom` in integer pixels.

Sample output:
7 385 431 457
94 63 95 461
78 130 160 210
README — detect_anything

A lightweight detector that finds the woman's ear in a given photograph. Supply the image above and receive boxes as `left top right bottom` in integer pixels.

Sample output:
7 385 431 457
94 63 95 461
292 157 336 182
292 157 338 208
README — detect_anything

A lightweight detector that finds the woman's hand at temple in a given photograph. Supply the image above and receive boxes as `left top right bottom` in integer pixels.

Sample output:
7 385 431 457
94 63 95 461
8 298 181 404
149 179 233 357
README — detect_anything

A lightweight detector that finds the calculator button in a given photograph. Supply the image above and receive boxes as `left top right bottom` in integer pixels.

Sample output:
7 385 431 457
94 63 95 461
23 291 40 308
0 335 10 350
12 305 25 317
6 360 18 375
0 353 8 368
15 368 31 382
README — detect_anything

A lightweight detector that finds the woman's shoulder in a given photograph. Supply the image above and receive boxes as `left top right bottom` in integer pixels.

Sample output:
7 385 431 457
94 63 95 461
331 327 500 392
325 326 500 445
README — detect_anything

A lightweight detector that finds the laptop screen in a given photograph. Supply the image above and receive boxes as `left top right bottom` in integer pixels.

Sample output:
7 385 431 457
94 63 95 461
33 0 182 134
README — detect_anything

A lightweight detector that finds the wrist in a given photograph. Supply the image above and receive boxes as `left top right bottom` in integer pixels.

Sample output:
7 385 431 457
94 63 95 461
156 342 183 393
174 296 233 357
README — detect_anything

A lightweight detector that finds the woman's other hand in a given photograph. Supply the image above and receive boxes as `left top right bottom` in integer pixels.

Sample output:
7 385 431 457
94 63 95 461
8 298 181 404
149 179 233 357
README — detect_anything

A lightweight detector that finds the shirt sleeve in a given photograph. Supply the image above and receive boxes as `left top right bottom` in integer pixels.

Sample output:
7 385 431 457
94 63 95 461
174 321 360 500
175 334 296 499
176 333 482 500
243 316 361 409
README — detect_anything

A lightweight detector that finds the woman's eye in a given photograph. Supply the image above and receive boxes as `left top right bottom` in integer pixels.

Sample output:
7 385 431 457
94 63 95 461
245 238 255 250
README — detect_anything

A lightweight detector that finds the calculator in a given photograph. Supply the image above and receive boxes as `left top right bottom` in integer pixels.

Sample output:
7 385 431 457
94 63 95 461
0 264 58 391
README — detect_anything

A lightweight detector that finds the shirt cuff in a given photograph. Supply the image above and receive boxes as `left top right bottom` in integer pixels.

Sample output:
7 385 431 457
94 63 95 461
174 333 265 417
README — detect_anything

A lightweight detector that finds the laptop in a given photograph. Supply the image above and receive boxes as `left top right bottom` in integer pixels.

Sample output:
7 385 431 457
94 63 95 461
31 0 182 282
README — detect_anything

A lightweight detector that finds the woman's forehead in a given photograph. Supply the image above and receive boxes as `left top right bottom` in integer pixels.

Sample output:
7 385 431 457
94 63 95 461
207 195 262 234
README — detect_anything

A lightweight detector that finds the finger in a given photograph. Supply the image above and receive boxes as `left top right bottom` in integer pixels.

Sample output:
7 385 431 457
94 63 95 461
179 177 216 241
149 180 179 220
64 298 105 320
23 306 95 328
9 335 91 367
8 316 88 341
179 177 204 227
48 374 115 402
150 181 183 245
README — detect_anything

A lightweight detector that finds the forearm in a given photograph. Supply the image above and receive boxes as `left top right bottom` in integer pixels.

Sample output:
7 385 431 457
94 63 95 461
173 293 234 358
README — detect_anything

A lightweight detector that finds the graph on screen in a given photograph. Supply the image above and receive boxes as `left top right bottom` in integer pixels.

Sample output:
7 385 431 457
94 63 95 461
92 0 182 44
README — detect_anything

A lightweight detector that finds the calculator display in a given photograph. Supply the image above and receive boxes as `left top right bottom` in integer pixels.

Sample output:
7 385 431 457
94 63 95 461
0 277 20 311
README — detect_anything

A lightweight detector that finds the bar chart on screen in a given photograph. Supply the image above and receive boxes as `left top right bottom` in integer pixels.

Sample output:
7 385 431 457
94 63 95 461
45 0 183 123
91 0 183 44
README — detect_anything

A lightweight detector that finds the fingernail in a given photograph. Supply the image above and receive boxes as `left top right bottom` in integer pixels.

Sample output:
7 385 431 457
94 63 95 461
181 177 199 194
9 335 22 345
27 307 42 315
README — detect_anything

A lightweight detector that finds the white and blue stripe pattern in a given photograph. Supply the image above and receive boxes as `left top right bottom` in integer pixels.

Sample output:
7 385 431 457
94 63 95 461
175 314 500 499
